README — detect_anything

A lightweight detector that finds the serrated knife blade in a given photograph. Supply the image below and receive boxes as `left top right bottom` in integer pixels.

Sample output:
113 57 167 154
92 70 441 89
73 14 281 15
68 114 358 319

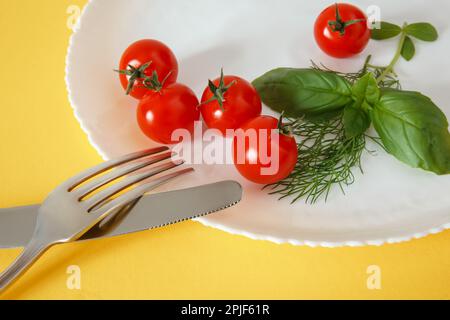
0 181 242 249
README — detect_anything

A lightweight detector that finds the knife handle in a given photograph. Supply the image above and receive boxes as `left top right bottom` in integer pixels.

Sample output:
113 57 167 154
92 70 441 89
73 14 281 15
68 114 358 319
0 237 50 293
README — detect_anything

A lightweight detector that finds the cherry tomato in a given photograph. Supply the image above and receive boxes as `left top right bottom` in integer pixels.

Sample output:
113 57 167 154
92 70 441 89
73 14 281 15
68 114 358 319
137 83 200 144
200 70 262 136
118 39 178 99
232 116 298 184
314 3 370 58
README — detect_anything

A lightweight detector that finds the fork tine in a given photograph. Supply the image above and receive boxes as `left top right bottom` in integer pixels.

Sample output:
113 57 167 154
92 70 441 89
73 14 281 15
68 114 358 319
89 168 194 217
86 161 184 212
65 147 169 191
76 151 174 200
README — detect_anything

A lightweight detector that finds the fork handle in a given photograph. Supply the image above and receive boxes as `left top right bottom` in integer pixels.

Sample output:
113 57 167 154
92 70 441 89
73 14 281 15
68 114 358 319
0 237 50 292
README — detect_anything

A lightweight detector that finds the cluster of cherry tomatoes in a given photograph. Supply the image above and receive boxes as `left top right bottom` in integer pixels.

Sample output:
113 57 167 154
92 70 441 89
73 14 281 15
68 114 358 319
117 39 297 185
116 3 371 185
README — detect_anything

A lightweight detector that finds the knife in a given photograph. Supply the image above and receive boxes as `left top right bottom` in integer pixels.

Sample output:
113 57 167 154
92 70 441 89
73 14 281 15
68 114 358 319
0 181 242 249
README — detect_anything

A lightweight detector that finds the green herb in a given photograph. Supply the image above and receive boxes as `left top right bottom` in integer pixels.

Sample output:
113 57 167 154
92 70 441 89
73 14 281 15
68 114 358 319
351 73 380 107
252 68 352 118
344 103 370 139
370 21 402 40
343 73 379 139
371 20 438 84
371 90 450 174
266 115 367 204
400 36 415 61
404 23 438 41
254 18 448 203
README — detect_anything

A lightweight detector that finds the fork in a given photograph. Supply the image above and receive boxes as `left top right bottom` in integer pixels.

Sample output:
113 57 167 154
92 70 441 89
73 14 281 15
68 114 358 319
0 146 193 292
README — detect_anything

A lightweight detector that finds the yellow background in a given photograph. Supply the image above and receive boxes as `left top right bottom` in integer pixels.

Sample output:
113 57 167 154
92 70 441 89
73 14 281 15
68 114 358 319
0 0 449 300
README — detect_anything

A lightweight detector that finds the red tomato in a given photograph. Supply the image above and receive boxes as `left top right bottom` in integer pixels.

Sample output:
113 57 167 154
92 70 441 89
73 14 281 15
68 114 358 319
232 116 298 184
200 71 262 136
314 3 370 58
137 83 200 144
118 39 178 99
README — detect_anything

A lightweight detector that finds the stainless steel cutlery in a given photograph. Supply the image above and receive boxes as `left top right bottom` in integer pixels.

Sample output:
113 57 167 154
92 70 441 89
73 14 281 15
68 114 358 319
0 147 242 292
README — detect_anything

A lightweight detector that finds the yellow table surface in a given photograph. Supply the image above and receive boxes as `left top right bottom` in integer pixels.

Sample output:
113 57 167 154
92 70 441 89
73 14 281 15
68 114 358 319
0 0 449 300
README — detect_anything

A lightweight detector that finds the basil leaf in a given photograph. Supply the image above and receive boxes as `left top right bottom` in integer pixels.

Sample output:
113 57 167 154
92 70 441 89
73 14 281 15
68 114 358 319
372 89 450 175
344 102 371 139
401 36 416 61
252 68 352 118
352 73 380 107
371 21 402 40
404 22 438 41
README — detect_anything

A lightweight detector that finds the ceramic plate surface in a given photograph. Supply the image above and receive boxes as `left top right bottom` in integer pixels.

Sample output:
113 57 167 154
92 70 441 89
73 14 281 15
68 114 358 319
66 0 450 246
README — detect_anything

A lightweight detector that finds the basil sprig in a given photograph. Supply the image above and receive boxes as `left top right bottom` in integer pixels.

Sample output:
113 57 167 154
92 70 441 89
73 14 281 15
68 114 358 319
252 15 445 203
253 68 450 175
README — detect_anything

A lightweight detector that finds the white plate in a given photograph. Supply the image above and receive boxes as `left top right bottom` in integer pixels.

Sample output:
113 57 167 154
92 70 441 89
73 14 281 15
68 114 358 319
66 0 450 247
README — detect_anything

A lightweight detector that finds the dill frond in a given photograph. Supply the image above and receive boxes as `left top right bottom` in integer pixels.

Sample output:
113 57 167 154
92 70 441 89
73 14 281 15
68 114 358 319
266 116 367 204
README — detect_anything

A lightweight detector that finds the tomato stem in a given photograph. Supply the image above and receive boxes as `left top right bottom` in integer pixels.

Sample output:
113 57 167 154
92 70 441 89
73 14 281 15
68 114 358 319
115 61 153 95
328 3 365 35
277 112 294 136
142 70 173 93
200 68 236 111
